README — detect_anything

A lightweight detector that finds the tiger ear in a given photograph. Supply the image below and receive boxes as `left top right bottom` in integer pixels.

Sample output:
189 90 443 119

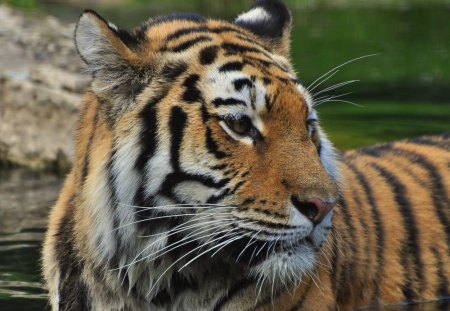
235 0 292 57
75 10 147 100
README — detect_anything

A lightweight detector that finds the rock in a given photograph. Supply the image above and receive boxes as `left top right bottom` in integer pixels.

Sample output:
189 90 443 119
0 5 90 171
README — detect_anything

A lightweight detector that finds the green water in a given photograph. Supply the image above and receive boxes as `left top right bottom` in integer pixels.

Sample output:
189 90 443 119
0 0 449 310
7 0 449 150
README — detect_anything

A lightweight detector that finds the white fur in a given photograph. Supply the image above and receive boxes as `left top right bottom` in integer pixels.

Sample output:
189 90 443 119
235 7 271 25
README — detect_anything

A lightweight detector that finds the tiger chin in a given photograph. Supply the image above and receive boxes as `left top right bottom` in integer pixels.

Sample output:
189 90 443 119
42 0 450 310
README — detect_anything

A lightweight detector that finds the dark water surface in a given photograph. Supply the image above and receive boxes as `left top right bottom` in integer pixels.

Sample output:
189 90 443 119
0 169 62 311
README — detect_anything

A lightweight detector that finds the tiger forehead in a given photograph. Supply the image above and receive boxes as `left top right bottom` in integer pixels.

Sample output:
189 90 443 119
143 19 261 47
136 17 309 113
140 18 291 67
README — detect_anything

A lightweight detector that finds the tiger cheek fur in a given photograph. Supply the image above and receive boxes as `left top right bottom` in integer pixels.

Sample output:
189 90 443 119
43 0 450 310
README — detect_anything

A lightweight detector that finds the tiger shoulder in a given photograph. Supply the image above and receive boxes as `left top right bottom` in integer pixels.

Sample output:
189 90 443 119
42 0 450 310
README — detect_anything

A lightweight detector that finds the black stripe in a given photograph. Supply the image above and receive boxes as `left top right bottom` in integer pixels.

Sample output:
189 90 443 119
370 162 424 299
233 78 253 91
209 163 228 170
207 188 230 204
81 109 99 186
219 61 245 72
161 62 188 81
229 180 245 195
182 74 202 103
209 26 272 52
329 227 340 296
135 94 166 172
205 127 228 159
405 135 450 150
169 106 187 171
200 104 210 123
221 42 271 60
345 160 385 304
393 147 450 244
336 194 357 299
146 13 205 28
199 45 219 65
360 142 450 245
431 246 449 298
355 142 394 158
159 172 230 200
167 36 212 53
264 94 272 112
242 197 255 206
56 197 91 311
262 77 272 85
212 97 247 107
166 26 209 41
213 278 254 311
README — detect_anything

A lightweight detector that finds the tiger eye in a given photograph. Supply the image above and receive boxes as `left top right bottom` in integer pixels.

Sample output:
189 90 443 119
226 117 252 135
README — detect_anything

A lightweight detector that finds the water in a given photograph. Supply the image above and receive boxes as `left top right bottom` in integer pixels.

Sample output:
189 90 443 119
0 169 62 311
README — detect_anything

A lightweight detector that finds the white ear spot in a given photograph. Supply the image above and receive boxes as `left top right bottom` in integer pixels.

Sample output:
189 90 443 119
108 22 118 31
235 7 271 24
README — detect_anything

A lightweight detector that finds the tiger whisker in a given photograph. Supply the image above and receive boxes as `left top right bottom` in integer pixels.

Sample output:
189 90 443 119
116 216 234 271
235 229 262 263
307 269 325 297
137 212 232 238
116 201 237 212
313 92 353 106
210 228 255 258
255 241 268 257
271 264 277 306
307 53 378 91
178 231 244 272
120 221 238 283
308 69 340 93
120 218 236 271
313 80 359 97
316 99 364 108
142 221 241 264
146 228 243 297
255 273 267 305
112 211 233 232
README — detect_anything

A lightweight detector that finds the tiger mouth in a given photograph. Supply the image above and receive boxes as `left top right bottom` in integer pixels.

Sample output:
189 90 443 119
216 232 316 267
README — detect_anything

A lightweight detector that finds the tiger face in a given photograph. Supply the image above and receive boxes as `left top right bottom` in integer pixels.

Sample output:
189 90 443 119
75 0 339 288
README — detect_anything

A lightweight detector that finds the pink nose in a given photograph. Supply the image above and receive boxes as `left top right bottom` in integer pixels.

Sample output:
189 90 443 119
308 198 335 224
291 196 335 224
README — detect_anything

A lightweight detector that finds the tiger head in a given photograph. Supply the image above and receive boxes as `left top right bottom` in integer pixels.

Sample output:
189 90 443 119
75 0 339 290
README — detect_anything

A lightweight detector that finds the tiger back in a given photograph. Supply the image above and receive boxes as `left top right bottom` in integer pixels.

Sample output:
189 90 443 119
42 0 450 310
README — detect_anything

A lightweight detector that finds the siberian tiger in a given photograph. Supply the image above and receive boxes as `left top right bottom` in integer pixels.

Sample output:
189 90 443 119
42 0 450 310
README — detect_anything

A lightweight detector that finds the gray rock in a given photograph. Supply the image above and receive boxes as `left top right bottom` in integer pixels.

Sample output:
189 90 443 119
0 5 90 171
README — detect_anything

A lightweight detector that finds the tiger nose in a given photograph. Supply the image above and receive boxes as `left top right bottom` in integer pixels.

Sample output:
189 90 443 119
291 196 335 224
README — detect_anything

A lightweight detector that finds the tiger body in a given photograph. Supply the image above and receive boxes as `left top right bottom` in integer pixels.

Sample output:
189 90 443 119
42 1 450 310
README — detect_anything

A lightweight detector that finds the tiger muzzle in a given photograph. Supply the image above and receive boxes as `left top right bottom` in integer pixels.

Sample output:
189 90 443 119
291 196 335 224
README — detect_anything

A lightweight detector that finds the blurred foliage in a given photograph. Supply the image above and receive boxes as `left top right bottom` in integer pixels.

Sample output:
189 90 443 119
1 0 449 148
2 0 35 10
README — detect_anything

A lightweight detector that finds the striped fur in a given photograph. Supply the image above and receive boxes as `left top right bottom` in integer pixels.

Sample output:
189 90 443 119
42 1 450 310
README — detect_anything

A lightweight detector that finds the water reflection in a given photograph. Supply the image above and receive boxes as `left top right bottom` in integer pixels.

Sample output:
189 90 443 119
0 169 61 310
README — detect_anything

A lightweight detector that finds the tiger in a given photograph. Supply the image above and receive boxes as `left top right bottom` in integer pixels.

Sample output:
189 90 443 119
42 0 450 310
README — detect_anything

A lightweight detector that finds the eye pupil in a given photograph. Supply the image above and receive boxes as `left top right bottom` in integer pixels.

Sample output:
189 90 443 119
226 117 251 135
